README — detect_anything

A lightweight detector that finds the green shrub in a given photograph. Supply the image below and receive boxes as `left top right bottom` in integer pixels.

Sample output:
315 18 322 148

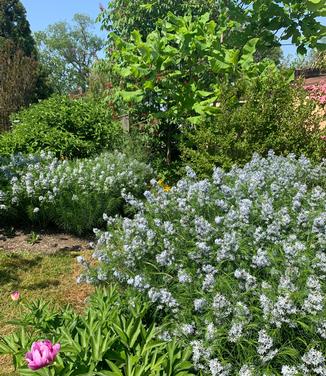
0 286 196 375
0 95 122 158
180 74 325 176
0 151 153 234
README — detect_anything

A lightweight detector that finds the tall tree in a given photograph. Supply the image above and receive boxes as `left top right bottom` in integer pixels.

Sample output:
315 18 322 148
101 1 325 165
0 0 43 130
35 14 105 94
0 40 38 131
0 0 36 56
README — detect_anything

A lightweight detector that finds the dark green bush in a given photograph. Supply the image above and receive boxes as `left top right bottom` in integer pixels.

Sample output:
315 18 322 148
180 74 326 176
0 95 123 158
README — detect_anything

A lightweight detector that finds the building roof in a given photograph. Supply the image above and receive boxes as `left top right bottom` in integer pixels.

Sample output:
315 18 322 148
304 75 326 86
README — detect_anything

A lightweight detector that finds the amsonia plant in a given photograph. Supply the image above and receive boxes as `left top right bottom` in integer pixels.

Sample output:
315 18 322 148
84 153 326 375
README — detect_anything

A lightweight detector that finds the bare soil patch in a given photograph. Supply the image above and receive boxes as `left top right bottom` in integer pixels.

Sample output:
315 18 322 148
0 227 92 254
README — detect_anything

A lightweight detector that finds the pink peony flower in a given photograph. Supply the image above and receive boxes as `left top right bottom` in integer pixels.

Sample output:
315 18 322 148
10 291 20 301
25 340 60 370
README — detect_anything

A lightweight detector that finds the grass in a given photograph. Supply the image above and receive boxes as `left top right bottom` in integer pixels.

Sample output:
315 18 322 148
0 248 93 375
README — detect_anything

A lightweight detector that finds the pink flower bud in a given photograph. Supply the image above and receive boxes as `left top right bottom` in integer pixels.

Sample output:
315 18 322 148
25 340 60 370
10 291 20 301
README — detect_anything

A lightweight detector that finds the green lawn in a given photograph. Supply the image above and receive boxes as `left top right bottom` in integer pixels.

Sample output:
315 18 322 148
0 248 93 375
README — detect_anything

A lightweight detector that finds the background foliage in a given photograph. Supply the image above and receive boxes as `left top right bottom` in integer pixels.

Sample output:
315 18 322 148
0 0 53 131
180 73 326 175
35 14 104 94
99 1 326 176
0 0 36 57
110 12 274 167
0 41 38 132
101 0 326 54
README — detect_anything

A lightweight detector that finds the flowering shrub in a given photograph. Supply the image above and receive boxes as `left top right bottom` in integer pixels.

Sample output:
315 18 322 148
305 83 326 105
85 152 326 375
0 151 153 233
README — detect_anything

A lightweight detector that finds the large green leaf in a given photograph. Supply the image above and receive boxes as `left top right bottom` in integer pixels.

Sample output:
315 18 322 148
239 38 259 69
118 90 144 102
211 59 231 72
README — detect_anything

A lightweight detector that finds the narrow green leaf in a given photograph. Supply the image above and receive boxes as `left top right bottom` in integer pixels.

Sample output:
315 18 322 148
129 318 142 348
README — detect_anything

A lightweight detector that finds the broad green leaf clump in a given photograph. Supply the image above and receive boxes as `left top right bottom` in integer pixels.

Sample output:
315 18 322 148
85 152 326 375
0 287 196 375
0 151 153 234
112 12 272 126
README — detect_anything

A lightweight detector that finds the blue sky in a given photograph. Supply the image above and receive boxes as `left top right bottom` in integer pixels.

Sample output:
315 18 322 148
21 1 324 61
21 0 107 38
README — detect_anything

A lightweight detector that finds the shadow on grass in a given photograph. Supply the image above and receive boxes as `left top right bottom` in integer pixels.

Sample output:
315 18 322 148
0 254 43 285
26 279 60 290
53 246 86 258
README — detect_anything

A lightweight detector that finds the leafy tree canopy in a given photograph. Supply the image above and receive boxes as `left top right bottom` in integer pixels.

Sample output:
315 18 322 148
100 0 325 166
99 0 218 39
110 12 285 164
112 12 280 126
0 0 36 56
35 13 104 94
0 1 51 129
100 0 326 54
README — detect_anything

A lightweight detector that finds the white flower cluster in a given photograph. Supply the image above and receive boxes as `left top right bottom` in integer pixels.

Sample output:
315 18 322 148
0 151 153 232
87 152 326 374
